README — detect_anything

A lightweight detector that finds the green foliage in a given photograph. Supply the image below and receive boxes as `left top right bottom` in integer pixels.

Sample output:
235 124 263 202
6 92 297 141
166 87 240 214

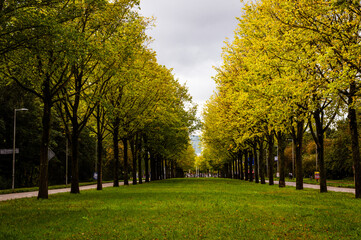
0 82 100 189
201 0 361 190
325 120 353 179
0 0 198 192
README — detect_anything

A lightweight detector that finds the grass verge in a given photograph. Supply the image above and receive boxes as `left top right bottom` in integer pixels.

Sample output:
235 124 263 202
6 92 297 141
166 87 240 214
0 178 360 239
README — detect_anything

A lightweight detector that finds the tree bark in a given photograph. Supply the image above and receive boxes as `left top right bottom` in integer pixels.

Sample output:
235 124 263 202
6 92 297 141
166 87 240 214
249 151 253 182
122 138 129 185
232 158 235 179
138 134 142 184
244 150 249 181
145 149 149 182
267 133 274 185
160 158 164 180
276 132 287 188
96 127 102 191
150 151 155 181
156 154 160 180
236 153 240 179
254 142 259 183
311 109 327 193
239 150 244 180
113 121 119 187
348 87 361 198
70 122 80 194
143 135 150 182
171 160 175 178
130 137 137 185
292 120 304 190
165 159 168 179
38 97 51 199
259 138 266 184
69 72 83 194
96 105 103 191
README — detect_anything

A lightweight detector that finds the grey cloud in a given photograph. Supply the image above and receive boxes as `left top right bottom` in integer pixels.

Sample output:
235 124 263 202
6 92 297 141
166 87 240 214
139 0 247 116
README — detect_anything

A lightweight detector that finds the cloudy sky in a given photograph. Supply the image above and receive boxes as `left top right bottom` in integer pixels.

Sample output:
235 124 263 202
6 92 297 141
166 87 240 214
139 0 247 119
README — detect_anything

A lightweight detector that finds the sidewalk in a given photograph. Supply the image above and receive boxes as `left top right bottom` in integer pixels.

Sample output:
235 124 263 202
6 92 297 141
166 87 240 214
270 180 354 194
0 182 123 202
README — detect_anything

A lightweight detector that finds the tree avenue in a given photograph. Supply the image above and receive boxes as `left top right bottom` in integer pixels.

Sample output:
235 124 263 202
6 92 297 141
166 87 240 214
2 0 360 201
202 0 361 198
0 0 197 199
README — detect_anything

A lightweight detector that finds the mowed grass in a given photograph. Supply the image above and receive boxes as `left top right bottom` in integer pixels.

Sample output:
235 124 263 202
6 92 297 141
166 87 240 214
0 178 360 239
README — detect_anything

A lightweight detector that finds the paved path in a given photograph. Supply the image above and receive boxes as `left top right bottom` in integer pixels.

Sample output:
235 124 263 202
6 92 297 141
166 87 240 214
270 180 355 194
0 182 124 202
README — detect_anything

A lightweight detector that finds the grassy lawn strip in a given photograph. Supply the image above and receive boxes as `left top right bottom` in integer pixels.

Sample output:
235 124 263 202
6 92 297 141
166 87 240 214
0 180 116 195
0 178 360 239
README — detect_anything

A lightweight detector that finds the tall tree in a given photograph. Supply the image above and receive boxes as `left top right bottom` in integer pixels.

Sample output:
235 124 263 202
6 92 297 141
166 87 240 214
0 1 82 199
57 0 139 193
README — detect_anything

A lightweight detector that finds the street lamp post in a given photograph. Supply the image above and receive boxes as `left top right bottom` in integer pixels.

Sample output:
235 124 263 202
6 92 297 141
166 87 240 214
276 145 279 177
12 108 28 190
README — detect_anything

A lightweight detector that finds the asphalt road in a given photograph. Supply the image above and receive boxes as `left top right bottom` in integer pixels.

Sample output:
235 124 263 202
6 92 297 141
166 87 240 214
0 180 354 202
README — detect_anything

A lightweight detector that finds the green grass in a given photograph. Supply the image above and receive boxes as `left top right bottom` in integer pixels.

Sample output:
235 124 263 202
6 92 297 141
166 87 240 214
0 178 360 239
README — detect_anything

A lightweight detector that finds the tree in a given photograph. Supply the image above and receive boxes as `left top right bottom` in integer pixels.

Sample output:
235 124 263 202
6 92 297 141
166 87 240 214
0 1 83 198
57 0 139 193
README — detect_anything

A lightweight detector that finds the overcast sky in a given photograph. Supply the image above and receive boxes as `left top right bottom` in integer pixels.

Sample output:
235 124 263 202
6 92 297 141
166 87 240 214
139 0 247 119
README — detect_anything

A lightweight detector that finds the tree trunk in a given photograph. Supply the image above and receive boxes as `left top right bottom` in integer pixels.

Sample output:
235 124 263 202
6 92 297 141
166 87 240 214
254 142 259 183
171 161 174 178
267 133 274 185
164 160 170 179
249 151 253 182
157 155 160 180
96 131 103 191
96 106 103 191
150 151 155 181
239 150 244 180
244 150 249 181
293 120 304 190
348 87 361 198
70 124 80 194
236 155 241 179
225 163 229 178
138 135 142 184
145 149 149 182
259 138 266 184
232 159 235 179
38 98 51 199
156 154 160 180
312 109 327 193
113 121 119 187
130 137 137 185
276 132 286 188
122 138 129 185
69 72 83 194
236 154 239 179
160 158 164 180
154 154 158 180
143 135 150 182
